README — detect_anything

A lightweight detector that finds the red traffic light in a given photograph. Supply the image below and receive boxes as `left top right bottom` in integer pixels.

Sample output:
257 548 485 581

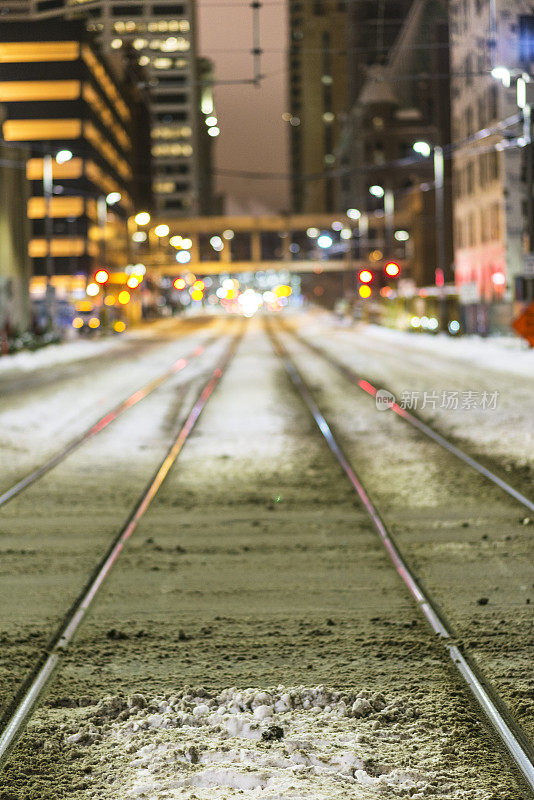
94 269 110 284
385 261 400 277
358 269 373 283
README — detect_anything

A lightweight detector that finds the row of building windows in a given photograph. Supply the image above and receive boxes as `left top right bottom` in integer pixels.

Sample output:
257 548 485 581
111 36 190 51
152 142 192 156
152 124 191 139
454 150 500 197
138 56 188 69
455 203 501 248
113 18 189 32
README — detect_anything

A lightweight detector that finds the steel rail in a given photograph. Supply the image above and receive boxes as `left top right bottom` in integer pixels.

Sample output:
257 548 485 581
0 335 220 509
267 323 534 793
283 325 534 514
0 330 242 769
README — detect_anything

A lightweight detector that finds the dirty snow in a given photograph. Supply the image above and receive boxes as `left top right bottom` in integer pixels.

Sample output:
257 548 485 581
65 687 433 799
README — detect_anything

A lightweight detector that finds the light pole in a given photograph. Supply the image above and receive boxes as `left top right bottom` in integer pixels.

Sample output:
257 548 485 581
413 140 448 331
42 148 73 331
42 151 54 330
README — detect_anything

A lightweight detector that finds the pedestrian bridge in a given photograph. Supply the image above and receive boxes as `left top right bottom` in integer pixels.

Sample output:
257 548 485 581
137 213 385 276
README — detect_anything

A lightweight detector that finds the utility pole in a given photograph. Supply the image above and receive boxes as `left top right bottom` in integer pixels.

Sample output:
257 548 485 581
434 146 448 330
42 150 54 330
384 188 395 257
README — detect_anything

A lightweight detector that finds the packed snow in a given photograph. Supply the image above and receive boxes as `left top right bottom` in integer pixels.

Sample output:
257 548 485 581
64 686 432 799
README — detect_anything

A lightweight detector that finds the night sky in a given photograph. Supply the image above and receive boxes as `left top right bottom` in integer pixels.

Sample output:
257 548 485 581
197 0 289 213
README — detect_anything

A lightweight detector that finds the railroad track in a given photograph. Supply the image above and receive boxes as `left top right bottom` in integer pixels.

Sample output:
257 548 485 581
0 332 224 508
0 326 243 767
0 316 532 795
266 318 534 793
280 319 534 513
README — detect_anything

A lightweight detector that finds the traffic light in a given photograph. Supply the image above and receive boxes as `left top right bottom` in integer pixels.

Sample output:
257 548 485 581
384 261 400 277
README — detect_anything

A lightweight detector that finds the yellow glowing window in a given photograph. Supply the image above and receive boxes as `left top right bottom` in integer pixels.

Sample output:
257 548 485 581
83 83 132 152
153 181 175 193
82 45 131 122
84 160 132 210
0 42 79 63
29 238 86 258
0 80 81 102
28 196 85 219
3 119 82 141
84 122 132 181
27 157 83 181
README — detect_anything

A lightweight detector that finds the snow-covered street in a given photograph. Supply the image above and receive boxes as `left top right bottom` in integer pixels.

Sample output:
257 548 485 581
0 313 532 799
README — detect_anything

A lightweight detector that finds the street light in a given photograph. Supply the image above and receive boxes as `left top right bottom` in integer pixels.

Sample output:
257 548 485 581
106 191 121 205
413 141 432 158
55 149 73 164
491 66 511 87
369 184 385 198
346 208 361 220
135 211 151 226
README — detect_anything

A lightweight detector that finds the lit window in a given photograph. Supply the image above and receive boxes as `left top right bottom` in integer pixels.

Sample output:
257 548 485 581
139 55 150 66
114 21 125 32
151 143 193 157
158 20 169 31
152 125 192 139
153 57 173 69
161 36 190 52
111 38 122 49
133 38 148 49
125 21 137 32
153 180 175 193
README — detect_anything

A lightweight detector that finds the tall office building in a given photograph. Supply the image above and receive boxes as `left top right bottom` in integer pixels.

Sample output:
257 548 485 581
20 0 205 216
287 0 349 213
449 0 534 332
337 0 453 288
0 20 148 279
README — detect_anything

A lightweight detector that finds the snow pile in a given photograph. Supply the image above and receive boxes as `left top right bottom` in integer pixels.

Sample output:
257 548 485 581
65 686 433 799
307 312 533 378
0 337 121 375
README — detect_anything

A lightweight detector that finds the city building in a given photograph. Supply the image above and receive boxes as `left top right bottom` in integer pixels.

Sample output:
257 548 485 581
0 140 31 337
337 0 453 291
287 0 349 213
449 0 534 333
23 0 212 217
0 20 149 281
